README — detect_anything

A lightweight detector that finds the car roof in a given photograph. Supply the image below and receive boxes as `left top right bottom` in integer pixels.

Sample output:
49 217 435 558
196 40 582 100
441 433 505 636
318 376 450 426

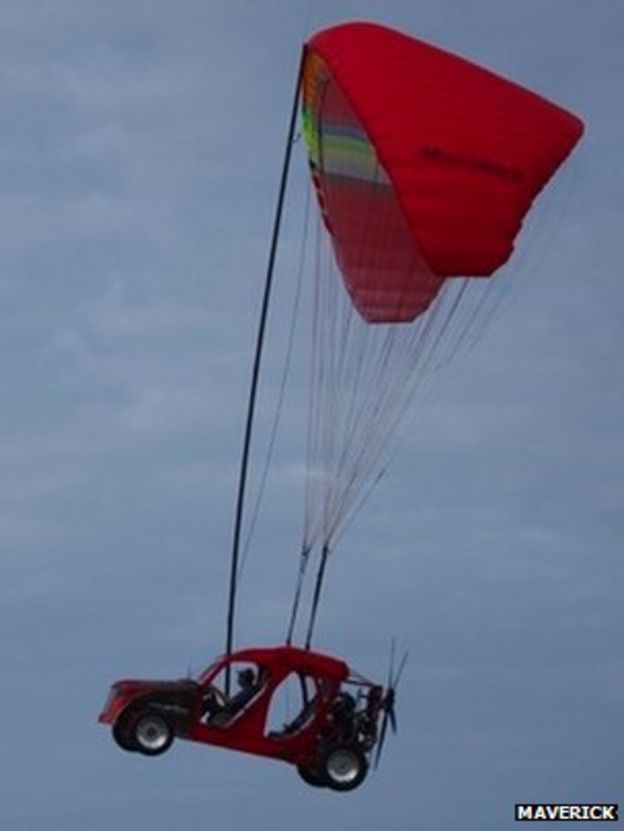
227 645 349 681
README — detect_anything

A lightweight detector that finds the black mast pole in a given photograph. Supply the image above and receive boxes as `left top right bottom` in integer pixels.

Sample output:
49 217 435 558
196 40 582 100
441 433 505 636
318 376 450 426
304 543 330 650
225 47 306 683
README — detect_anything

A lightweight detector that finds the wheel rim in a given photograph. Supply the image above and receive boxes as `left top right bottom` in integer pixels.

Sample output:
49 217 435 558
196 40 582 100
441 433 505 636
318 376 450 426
326 749 361 785
135 715 170 751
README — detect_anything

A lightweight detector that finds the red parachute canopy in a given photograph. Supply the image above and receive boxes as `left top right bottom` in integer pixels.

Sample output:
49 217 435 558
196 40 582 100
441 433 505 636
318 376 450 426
302 22 584 322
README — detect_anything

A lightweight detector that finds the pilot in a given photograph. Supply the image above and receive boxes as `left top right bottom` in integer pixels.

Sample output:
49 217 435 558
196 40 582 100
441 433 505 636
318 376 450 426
228 668 259 712
204 668 260 725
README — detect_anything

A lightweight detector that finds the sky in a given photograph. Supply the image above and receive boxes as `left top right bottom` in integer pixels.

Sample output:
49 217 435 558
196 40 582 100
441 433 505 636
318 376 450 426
0 1 622 829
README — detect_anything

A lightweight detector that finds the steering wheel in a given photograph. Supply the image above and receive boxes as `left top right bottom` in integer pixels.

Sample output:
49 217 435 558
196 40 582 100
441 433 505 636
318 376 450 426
204 684 228 708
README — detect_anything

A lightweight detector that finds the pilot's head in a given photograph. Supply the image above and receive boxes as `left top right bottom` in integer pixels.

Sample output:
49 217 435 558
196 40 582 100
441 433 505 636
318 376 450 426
237 668 255 688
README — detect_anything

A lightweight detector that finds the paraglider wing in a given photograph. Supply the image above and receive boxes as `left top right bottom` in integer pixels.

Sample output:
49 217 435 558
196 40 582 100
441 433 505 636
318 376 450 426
302 22 584 323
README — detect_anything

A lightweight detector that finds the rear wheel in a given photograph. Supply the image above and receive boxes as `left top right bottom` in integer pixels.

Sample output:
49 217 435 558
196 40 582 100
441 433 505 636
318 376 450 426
296 764 327 788
319 743 368 792
130 710 174 756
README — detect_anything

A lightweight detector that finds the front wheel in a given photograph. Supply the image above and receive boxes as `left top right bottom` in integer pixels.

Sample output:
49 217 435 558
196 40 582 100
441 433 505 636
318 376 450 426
112 710 139 752
130 710 174 756
318 743 368 792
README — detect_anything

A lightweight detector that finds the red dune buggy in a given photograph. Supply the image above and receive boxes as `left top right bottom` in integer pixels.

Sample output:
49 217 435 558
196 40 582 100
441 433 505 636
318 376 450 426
99 644 392 791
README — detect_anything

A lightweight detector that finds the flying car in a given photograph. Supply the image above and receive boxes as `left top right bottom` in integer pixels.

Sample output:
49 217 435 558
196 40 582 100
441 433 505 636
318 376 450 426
99 644 397 791
99 19 583 795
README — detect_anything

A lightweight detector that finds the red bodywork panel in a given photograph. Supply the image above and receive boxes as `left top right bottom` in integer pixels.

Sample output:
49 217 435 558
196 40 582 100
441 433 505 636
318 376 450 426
100 645 360 768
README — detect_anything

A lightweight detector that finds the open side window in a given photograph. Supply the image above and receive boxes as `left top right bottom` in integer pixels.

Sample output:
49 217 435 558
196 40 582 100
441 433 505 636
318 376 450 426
265 672 318 738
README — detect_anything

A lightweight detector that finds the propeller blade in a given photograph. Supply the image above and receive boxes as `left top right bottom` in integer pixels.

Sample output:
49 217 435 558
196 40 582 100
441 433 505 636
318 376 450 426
385 686 397 733
392 650 408 688
388 703 397 734
374 709 390 769
388 637 396 686
374 641 407 770
375 687 397 768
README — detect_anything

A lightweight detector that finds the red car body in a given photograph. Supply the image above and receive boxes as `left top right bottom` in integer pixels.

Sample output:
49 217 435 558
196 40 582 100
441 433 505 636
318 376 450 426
99 644 384 790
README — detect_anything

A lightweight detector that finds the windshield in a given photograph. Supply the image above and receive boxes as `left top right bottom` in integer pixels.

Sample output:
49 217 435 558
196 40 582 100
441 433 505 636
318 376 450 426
197 657 224 685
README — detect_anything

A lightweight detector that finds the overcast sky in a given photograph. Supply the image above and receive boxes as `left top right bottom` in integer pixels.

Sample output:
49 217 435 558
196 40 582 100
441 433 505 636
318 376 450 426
1 2 622 829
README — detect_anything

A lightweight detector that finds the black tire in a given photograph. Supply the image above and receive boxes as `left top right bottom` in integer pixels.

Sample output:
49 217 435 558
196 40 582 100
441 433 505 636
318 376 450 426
296 764 327 788
318 743 368 792
130 710 174 757
112 710 139 752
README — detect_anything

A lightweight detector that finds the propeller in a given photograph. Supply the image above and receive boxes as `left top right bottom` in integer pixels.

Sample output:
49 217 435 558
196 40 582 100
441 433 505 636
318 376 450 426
374 639 408 769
